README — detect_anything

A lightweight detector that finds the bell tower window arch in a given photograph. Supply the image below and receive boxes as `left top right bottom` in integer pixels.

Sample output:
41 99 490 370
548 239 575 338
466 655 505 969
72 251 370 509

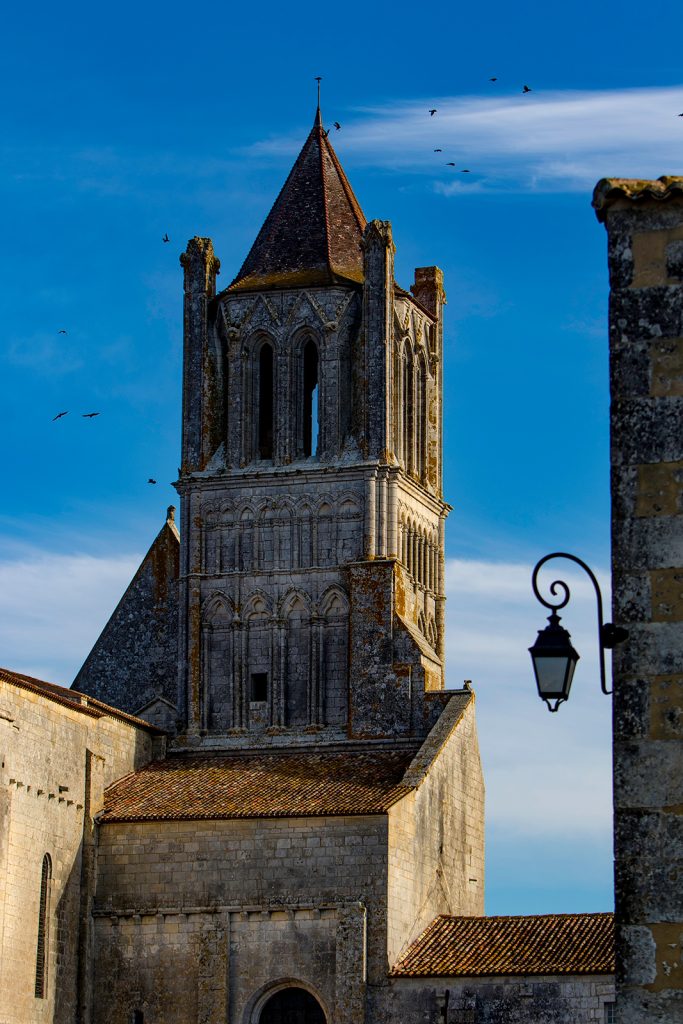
254 339 275 461
301 336 320 458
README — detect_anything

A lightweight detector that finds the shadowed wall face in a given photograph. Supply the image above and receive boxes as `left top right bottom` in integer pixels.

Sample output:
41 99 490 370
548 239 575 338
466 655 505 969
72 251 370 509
595 176 683 1024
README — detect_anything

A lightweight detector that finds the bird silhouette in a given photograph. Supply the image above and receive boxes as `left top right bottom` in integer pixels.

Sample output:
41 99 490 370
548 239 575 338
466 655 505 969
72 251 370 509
522 85 532 93
57 329 67 335
434 148 442 152
461 169 471 173
489 77 498 82
429 109 437 116
333 122 341 130
148 478 157 485
446 162 456 167
162 233 170 243
52 411 68 421
82 412 100 418
678 113 683 117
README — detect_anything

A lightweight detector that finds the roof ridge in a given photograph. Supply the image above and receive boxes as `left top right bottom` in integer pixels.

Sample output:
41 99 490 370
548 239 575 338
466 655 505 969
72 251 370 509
318 121 334 279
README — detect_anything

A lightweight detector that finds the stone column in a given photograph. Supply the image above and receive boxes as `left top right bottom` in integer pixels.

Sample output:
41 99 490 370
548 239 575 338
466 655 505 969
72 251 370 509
362 220 395 461
594 175 683 1024
365 471 377 558
179 237 221 474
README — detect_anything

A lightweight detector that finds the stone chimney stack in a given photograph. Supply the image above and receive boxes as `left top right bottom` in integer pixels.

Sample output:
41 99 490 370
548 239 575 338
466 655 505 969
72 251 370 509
594 176 683 1024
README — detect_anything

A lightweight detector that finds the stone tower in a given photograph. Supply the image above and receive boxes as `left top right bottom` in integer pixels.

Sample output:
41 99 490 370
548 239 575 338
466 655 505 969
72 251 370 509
176 107 449 746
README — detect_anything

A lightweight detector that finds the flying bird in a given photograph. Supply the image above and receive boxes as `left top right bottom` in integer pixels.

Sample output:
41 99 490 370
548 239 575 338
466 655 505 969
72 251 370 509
446 162 456 167
162 233 170 243
82 412 100 418
52 411 68 421
148 478 157 485
333 122 341 130
57 329 67 335
429 109 437 116
434 148 442 152
461 169 471 173
489 77 498 82
522 85 532 93
678 113 683 117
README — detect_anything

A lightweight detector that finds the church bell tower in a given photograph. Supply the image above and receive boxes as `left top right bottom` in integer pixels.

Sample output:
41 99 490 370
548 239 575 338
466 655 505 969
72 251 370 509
176 107 449 746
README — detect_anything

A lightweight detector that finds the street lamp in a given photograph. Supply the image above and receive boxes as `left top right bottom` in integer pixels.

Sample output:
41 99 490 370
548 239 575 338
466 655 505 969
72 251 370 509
529 552 628 712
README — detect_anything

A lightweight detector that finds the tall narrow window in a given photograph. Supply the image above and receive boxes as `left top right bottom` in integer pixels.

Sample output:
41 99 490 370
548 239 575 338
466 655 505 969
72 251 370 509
35 853 51 998
258 343 274 459
303 339 319 457
403 348 414 474
417 354 427 480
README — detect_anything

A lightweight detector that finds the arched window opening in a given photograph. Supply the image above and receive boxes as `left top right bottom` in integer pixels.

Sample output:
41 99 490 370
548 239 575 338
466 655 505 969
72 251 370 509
417 354 427 480
259 987 326 1024
258 343 274 460
35 853 51 998
402 348 414 474
303 339 319 458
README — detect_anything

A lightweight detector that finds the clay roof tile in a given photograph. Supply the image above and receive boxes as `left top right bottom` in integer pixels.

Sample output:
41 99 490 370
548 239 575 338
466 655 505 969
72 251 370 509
228 112 366 293
390 912 615 977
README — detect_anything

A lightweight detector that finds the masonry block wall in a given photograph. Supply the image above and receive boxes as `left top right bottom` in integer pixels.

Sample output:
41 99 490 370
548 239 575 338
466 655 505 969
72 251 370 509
594 176 683 1023
386 697 484 963
0 675 156 1024
92 816 387 1024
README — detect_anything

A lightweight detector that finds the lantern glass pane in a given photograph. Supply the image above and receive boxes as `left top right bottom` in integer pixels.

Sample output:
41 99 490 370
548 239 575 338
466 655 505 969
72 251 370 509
533 655 570 697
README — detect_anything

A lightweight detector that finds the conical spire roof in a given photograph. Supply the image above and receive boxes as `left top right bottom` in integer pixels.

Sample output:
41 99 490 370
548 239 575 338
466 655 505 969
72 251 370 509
229 110 367 292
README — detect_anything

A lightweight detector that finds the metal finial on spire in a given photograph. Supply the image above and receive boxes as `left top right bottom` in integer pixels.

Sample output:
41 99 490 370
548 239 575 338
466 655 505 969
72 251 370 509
314 77 322 124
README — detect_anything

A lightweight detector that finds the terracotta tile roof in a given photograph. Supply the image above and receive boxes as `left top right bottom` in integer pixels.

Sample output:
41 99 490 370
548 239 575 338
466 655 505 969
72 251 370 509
228 109 366 293
593 175 683 221
100 747 417 822
391 912 614 977
0 666 163 733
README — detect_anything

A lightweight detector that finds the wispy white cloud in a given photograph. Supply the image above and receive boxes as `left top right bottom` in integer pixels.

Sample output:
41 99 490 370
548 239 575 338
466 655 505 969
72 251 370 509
0 547 139 684
252 86 683 193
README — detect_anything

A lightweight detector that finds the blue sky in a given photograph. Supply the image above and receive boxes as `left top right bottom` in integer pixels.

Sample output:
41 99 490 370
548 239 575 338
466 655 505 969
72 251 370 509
2 0 681 915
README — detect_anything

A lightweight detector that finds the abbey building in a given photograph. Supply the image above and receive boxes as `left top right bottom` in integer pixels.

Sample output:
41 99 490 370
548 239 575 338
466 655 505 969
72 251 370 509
0 109 614 1024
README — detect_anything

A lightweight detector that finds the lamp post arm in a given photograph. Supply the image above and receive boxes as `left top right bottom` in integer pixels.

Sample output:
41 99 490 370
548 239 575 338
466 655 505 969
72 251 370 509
531 552 617 696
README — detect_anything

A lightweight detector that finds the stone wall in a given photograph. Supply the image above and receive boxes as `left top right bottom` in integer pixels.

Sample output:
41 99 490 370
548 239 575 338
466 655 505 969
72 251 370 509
0 676 156 1024
381 975 615 1023
387 697 485 964
594 177 683 1022
92 815 387 1024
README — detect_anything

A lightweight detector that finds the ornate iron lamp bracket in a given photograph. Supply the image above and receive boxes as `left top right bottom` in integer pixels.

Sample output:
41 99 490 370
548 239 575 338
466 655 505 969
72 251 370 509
531 552 628 697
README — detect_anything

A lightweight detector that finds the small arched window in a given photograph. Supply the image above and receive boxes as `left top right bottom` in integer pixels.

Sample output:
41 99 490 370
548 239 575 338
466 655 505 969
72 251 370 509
257 343 274 460
35 853 51 998
302 339 319 458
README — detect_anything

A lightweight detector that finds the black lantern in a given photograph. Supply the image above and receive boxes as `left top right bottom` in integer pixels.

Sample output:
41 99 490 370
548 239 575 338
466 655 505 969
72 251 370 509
529 552 628 712
529 610 580 712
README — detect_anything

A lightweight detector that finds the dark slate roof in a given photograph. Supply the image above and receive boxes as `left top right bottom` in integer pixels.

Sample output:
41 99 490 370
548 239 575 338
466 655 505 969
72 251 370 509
593 175 683 221
390 912 615 977
100 748 417 822
0 667 164 733
228 109 367 292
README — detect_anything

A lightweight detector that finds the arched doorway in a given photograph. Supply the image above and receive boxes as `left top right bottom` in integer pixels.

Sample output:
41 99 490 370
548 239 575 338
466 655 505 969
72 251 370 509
259 986 326 1024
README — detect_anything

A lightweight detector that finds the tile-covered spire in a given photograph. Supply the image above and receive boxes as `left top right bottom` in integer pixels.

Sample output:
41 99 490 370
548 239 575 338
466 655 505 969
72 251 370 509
229 111 367 292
